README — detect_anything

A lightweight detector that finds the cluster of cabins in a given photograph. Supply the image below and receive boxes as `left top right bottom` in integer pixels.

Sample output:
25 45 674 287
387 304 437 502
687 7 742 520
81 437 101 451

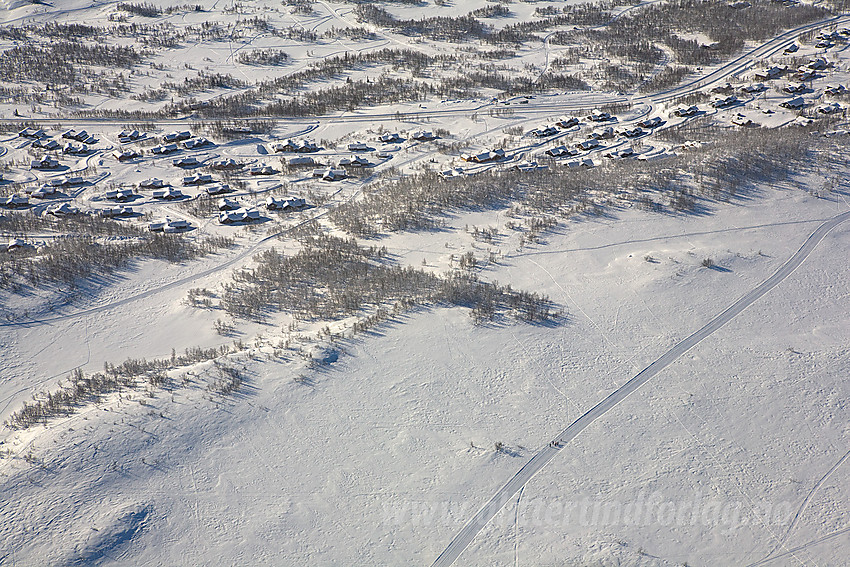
454 52 844 175
709 55 844 117
461 148 506 163
2 161 308 229
15 125 437 236
5 124 320 239
2 194 30 208
811 28 850 49
117 129 142 143
539 112 665 159
148 196 304 231
9 39 845 233
146 131 210 156
268 130 436 174
25 176 84 199
311 168 347 181
0 194 83 217
270 139 321 153
216 196 307 224
462 108 634 168
1 177 89 208
61 129 96 144
533 51 844 166
210 158 242 170
31 156 61 170
114 148 140 162
23 126 149 170
448 110 626 174
6 29 848 248
148 217 191 233
20 129 100 170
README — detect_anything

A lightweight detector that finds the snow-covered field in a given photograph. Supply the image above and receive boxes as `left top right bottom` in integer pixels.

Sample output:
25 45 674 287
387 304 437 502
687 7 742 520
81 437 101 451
2 183 847 566
1 1 849 565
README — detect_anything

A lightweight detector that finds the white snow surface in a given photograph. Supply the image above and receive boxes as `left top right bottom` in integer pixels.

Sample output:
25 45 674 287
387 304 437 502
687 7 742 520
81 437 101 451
0 1 848 565
1 185 848 566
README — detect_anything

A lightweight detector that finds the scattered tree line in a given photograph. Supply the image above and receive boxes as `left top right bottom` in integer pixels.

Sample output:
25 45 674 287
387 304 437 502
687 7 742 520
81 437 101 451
639 66 692 93
443 69 590 94
0 25 27 41
270 25 318 43
110 21 185 48
0 83 83 107
159 45 586 117
262 48 453 92
0 208 141 237
196 118 275 139
0 210 233 295
354 5 493 42
552 0 830 84
489 2 620 45
352 1 619 46
206 363 243 395
330 168 517 235
283 0 314 15
0 41 141 86
116 2 202 18
4 348 240 430
260 75 436 116
217 233 557 325
323 26 377 41
330 116 847 238
161 48 452 115
133 71 244 102
339 0 420 5
0 234 232 294
236 49 289 67
116 2 162 18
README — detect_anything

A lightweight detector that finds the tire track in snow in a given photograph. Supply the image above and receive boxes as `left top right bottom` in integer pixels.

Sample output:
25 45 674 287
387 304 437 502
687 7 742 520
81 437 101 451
430 210 850 567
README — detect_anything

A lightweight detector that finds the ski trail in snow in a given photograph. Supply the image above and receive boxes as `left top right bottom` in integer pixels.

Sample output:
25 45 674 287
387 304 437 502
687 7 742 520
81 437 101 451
757 448 850 564
430 210 850 567
510 219 827 259
513 484 525 567
744 525 850 567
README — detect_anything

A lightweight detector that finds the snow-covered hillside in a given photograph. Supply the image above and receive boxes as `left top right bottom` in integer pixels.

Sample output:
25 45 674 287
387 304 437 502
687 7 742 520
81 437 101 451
2 183 848 566
0 1 849 565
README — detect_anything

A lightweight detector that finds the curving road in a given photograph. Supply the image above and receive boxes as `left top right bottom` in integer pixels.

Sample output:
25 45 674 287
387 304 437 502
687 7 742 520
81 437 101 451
431 209 850 567
0 13 844 328
2 14 848 131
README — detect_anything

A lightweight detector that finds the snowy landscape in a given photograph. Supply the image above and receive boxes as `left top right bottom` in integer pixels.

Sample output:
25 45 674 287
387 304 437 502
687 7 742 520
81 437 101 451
0 0 849 565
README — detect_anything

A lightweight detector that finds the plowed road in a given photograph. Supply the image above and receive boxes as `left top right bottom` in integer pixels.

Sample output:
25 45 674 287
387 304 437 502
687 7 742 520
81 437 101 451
431 210 850 566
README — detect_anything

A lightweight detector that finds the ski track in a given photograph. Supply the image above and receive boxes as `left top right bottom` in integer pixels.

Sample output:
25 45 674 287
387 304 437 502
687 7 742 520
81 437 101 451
431 210 850 567
744 525 850 567
754 447 850 565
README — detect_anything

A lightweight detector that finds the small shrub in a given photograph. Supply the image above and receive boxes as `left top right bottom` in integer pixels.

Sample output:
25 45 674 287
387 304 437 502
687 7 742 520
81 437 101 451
207 364 242 395
213 319 235 336
116 2 162 17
